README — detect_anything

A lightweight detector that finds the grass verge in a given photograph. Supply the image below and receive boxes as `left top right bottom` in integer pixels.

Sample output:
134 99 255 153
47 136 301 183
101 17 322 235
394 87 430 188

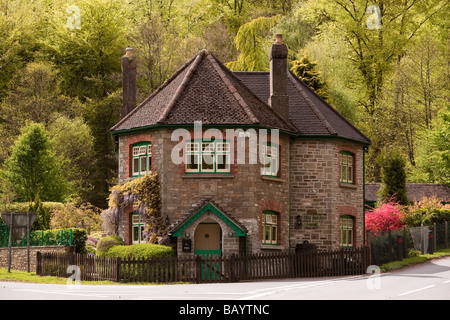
380 248 450 273
0 268 190 285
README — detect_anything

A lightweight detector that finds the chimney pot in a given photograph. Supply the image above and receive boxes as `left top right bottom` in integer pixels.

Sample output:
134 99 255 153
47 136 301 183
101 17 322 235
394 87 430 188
125 46 133 57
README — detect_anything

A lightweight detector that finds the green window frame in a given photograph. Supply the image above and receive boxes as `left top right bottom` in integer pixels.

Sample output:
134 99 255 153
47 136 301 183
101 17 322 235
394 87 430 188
340 215 354 248
262 211 278 245
185 140 230 174
261 143 279 177
131 142 152 177
131 213 146 244
340 151 354 184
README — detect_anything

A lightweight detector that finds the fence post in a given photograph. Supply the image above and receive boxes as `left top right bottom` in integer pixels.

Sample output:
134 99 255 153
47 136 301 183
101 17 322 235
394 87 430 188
433 223 437 253
195 255 202 284
229 254 236 282
397 235 403 261
403 228 407 259
445 221 448 249
116 257 121 282
36 251 41 276
421 224 425 254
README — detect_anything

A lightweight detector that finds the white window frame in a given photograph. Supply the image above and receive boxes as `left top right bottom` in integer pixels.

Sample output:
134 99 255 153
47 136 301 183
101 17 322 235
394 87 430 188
261 144 279 177
131 143 152 177
185 141 231 174
132 213 146 244
262 211 278 245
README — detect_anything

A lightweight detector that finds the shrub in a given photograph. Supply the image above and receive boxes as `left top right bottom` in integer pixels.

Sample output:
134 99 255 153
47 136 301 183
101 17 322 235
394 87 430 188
102 243 175 259
96 236 125 256
365 198 406 233
72 229 87 254
403 196 450 227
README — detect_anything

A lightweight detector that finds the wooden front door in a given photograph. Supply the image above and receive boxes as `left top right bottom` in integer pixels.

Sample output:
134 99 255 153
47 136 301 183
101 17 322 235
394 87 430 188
194 223 222 280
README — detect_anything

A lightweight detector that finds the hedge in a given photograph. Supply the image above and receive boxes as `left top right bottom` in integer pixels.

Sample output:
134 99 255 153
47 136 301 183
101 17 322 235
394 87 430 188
100 243 175 260
0 226 87 253
96 236 125 256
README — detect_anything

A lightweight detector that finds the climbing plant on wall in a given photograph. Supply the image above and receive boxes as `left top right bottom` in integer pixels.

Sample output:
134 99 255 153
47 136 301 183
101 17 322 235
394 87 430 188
101 174 169 244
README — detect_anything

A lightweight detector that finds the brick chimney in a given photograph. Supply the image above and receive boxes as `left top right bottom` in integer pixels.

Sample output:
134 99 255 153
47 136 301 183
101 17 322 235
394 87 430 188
268 34 289 120
121 46 137 118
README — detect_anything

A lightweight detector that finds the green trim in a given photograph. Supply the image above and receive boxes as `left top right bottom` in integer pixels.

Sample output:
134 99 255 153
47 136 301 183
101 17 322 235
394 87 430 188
111 125 370 145
111 123 299 137
171 202 247 237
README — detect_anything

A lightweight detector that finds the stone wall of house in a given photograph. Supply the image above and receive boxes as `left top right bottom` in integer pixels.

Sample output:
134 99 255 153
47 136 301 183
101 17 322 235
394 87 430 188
289 139 365 250
160 128 290 255
117 128 290 254
117 129 365 254
0 245 74 272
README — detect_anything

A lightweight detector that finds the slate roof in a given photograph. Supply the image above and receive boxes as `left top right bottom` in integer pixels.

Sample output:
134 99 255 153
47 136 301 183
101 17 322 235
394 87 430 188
234 71 370 143
111 50 370 145
365 183 450 203
111 50 297 133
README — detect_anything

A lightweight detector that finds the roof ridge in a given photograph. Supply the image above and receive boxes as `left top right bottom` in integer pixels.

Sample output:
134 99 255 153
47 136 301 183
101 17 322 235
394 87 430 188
206 54 259 124
111 54 198 131
287 71 337 136
220 64 298 132
157 50 207 124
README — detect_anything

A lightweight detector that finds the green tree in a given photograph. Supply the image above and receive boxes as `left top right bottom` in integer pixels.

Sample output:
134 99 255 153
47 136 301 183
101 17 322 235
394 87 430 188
1 123 70 202
47 0 128 101
378 151 409 205
415 105 450 186
290 51 328 100
48 115 96 201
226 15 281 71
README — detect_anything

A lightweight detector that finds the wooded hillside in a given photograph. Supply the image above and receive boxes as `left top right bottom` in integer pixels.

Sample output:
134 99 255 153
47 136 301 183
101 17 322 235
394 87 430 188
0 0 448 208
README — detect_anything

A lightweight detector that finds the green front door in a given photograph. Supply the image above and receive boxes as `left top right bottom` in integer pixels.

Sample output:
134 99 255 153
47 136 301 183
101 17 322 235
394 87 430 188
194 223 222 280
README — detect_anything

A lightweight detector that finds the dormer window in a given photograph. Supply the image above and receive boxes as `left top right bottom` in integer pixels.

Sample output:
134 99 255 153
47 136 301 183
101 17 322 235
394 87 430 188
132 142 152 177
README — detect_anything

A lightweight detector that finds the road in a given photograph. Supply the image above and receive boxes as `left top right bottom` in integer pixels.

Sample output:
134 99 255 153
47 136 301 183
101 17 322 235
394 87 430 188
1 257 449 301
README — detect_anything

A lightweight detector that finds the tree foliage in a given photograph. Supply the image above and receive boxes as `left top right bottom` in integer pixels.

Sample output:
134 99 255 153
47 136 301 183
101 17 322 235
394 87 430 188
0 0 447 210
1 123 70 202
379 151 409 206
290 51 328 100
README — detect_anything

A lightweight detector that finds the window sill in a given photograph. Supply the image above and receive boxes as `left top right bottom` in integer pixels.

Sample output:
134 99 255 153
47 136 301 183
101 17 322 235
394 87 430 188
261 244 284 250
261 176 285 183
339 182 357 189
182 174 234 179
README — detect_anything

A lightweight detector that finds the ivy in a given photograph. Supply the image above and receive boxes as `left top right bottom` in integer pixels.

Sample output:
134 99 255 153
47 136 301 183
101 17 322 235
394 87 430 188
102 174 169 245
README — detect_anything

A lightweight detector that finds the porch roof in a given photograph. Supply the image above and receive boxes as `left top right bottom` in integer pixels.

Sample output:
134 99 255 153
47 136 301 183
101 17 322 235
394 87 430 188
169 200 247 237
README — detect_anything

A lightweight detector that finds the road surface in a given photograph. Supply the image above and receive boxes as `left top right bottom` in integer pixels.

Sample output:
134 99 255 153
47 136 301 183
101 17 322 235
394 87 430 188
1 257 449 301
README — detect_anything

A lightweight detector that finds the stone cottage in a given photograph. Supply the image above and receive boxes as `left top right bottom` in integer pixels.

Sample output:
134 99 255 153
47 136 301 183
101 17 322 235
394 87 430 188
110 35 370 258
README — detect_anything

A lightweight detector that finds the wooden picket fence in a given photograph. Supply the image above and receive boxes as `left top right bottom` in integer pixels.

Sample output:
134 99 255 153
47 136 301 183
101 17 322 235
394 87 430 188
36 247 370 283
